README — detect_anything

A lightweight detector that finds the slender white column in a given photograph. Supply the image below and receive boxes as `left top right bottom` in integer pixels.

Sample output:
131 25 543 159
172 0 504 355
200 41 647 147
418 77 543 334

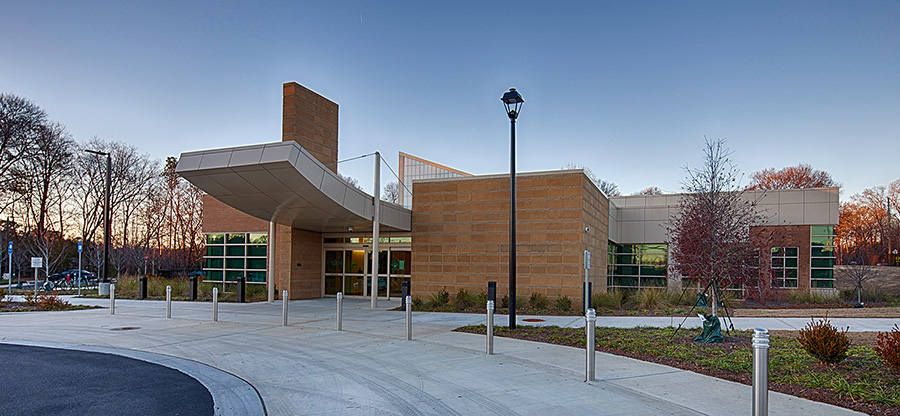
372 151 381 308
268 221 276 303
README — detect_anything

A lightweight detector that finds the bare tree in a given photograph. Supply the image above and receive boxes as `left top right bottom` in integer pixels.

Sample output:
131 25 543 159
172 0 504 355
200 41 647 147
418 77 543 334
563 163 620 196
339 174 364 192
0 94 47 215
634 186 664 195
666 138 764 317
839 249 881 304
382 181 400 204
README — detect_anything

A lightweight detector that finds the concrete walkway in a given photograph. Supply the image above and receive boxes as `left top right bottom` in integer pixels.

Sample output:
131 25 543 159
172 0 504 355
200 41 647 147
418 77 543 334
0 296 874 415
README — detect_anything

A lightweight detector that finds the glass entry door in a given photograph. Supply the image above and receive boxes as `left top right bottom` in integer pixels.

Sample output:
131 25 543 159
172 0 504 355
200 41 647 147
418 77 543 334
323 245 411 299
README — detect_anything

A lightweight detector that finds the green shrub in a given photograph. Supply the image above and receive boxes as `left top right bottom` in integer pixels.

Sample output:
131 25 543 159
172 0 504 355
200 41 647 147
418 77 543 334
499 294 526 309
426 288 450 307
592 290 626 309
529 292 549 309
412 297 424 309
475 291 488 307
554 295 572 310
797 316 851 364
874 324 900 370
454 288 478 308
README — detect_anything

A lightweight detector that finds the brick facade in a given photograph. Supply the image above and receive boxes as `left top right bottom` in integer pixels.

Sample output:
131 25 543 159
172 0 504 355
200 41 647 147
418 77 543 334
275 224 323 299
201 194 268 233
282 82 339 172
752 225 812 291
410 170 608 306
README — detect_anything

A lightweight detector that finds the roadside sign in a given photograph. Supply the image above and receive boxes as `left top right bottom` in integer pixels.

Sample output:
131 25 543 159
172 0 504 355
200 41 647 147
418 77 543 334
77 241 82 253
31 257 43 268
7 242 11 255
584 250 591 269
144 254 149 261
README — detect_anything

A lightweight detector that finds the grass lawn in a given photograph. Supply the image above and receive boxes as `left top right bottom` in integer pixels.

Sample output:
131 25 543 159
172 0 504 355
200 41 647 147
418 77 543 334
455 325 900 415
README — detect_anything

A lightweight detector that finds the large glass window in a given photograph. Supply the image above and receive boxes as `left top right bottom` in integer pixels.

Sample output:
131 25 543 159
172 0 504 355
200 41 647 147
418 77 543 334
203 232 267 284
810 226 836 288
771 247 799 288
607 243 668 290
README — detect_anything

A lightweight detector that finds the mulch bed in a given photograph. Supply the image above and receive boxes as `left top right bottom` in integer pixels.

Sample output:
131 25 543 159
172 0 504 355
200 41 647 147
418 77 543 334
455 326 900 416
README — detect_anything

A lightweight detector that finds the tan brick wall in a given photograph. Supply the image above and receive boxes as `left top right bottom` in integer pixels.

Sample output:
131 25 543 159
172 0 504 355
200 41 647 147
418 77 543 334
752 225 812 291
275 223 322 299
282 82 339 172
201 195 268 233
411 171 609 307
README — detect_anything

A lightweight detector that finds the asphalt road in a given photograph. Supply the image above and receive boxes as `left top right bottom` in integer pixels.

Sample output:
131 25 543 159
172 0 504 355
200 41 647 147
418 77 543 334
0 343 213 416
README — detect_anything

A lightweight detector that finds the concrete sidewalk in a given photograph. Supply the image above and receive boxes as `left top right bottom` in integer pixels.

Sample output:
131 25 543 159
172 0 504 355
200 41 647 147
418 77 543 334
0 297 868 415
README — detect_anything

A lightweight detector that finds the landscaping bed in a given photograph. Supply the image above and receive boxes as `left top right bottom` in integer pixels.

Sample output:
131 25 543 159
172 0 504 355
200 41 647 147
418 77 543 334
454 325 900 415
0 292 100 313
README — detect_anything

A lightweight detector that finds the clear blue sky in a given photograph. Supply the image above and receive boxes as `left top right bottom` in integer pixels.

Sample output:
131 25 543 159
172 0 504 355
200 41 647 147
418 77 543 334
2 1 898 197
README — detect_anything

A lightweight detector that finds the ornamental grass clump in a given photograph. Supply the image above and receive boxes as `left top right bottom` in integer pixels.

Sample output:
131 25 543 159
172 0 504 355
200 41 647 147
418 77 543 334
426 288 449 308
528 292 549 310
874 324 900 370
797 315 851 364
453 288 478 308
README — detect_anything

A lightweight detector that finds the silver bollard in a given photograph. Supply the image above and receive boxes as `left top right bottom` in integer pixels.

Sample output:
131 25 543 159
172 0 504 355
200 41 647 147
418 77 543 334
212 287 218 322
752 328 770 416
110 283 115 315
336 292 343 331
282 290 289 326
486 300 495 354
165 285 172 318
405 295 412 340
585 308 596 382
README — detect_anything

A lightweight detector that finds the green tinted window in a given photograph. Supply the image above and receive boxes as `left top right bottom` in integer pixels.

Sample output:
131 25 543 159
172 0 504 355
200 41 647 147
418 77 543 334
811 258 834 268
785 247 798 257
248 233 267 244
246 271 266 282
612 276 638 286
226 233 245 244
206 246 224 256
225 258 245 269
614 254 639 265
810 226 834 236
325 251 343 274
226 246 245 256
640 266 667 276
784 258 798 268
225 270 245 280
811 269 833 279
206 234 224 244
247 259 266 269
810 236 834 247
614 266 639 276
247 245 267 257
641 254 667 265
811 247 834 257
390 236 412 243
205 258 223 269
205 270 223 281
641 244 667 254
643 277 667 287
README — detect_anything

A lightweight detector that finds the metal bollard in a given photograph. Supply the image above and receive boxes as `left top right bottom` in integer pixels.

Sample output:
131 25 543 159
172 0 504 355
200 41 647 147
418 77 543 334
585 308 596 382
165 285 172 318
486 300 495 354
110 283 116 315
752 328 770 416
212 287 218 322
138 276 147 300
336 292 343 331
282 290 289 326
189 276 198 301
405 295 412 340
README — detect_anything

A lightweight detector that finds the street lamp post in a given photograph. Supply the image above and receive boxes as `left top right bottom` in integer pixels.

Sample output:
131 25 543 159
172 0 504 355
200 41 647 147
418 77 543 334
85 149 112 294
501 88 524 329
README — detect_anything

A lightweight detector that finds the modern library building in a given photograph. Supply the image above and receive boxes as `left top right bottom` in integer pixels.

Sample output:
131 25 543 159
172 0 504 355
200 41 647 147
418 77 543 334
176 82 839 303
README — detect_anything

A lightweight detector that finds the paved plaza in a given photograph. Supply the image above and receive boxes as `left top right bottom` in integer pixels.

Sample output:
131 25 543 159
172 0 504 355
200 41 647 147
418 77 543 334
0 296 880 415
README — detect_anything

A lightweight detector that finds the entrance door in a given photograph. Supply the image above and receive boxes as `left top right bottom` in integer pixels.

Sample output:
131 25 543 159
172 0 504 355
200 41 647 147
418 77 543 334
366 250 388 298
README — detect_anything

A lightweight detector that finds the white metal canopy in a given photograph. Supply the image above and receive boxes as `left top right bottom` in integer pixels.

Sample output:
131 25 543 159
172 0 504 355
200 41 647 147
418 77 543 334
175 141 410 232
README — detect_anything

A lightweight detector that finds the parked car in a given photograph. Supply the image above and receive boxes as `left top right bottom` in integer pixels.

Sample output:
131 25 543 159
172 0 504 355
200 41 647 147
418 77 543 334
47 269 97 283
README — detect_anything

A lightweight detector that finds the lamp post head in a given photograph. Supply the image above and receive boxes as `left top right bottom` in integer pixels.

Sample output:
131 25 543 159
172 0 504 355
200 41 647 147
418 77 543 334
501 88 524 120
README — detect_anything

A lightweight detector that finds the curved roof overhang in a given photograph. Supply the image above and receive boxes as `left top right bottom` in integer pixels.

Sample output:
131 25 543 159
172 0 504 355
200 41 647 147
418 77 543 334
175 141 411 233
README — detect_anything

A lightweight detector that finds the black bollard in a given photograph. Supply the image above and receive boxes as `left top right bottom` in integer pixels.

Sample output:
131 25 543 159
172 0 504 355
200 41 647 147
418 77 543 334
401 281 410 311
237 276 246 303
189 276 198 301
488 281 497 304
139 276 147 300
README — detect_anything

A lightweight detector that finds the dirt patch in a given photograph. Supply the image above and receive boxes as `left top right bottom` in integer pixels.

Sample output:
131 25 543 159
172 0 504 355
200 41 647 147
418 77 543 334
732 306 900 318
